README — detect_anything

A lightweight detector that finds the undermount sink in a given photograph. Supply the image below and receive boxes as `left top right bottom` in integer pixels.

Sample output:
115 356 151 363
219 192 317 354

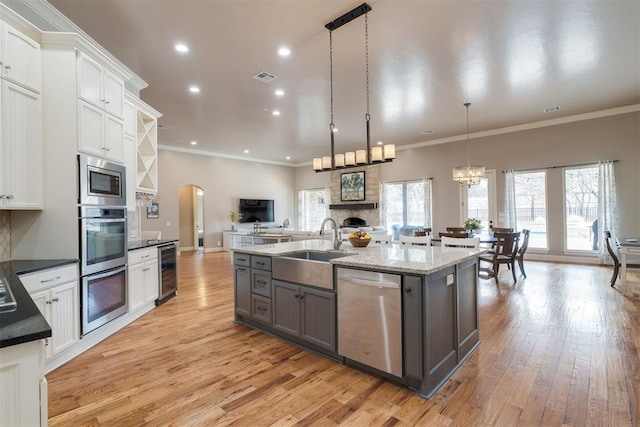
272 250 352 290
282 250 352 262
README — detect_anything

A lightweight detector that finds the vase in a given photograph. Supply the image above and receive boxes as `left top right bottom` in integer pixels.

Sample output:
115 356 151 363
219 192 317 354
231 222 236 231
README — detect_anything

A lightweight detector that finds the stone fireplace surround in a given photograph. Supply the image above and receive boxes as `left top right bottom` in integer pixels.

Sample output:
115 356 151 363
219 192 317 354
329 164 381 227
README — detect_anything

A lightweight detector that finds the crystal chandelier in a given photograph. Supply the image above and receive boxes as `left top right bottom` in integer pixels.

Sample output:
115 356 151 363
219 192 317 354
452 102 485 186
312 3 395 172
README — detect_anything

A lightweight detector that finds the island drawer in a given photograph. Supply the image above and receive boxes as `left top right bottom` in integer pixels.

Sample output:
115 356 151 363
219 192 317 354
251 294 272 325
234 253 251 267
251 256 272 271
252 270 272 297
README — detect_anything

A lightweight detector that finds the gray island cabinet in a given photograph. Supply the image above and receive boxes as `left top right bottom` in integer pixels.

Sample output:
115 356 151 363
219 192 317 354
232 240 481 399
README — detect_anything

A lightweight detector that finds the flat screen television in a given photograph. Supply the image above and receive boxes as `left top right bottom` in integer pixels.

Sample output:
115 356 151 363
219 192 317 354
239 199 274 223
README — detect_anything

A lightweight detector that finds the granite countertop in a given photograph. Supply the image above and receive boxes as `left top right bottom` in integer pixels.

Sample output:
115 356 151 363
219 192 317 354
128 238 179 251
0 259 78 349
233 240 482 275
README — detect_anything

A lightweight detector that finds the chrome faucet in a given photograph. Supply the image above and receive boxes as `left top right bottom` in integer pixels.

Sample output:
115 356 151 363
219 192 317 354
320 217 342 250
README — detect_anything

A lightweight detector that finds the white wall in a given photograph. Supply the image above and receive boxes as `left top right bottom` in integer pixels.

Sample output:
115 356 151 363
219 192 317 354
147 150 296 251
295 111 640 257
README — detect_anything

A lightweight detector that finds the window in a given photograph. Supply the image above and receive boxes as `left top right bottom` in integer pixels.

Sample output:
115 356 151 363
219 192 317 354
460 170 496 231
297 188 329 231
564 166 598 251
514 171 547 249
381 179 431 229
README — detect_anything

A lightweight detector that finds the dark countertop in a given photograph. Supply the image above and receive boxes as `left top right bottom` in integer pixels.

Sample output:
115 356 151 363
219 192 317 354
128 238 179 251
0 259 78 349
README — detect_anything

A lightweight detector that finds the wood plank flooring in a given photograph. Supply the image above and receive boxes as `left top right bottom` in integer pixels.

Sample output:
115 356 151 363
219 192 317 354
47 251 640 426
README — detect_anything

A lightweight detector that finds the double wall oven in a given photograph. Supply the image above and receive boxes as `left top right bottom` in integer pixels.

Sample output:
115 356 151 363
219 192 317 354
78 155 128 336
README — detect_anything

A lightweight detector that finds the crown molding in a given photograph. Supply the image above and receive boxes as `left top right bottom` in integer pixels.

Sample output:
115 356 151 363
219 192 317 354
158 144 292 168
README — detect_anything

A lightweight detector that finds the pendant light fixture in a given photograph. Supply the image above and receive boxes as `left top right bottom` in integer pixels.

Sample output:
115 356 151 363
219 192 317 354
452 102 485 186
312 3 395 172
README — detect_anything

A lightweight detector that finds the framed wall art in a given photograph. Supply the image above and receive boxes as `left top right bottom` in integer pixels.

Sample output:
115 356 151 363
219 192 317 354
147 202 159 218
341 171 365 201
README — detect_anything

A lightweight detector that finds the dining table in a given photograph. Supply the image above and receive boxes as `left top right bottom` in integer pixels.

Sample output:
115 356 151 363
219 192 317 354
618 237 640 295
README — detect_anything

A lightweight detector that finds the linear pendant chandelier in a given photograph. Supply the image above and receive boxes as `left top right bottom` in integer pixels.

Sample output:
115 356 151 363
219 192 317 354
312 3 395 172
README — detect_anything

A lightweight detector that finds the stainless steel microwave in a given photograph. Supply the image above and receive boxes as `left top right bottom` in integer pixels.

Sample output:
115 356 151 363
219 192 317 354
78 154 126 206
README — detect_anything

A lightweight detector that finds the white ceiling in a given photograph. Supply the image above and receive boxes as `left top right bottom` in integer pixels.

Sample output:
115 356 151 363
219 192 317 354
44 0 640 166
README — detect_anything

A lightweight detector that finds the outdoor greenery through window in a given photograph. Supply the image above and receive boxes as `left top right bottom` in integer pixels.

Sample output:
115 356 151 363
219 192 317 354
298 188 329 232
564 166 598 251
514 171 547 249
466 179 489 227
381 180 430 230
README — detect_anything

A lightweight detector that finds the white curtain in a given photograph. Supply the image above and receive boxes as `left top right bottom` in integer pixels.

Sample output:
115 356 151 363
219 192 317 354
297 189 305 230
597 161 618 263
379 182 387 228
504 170 517 229
423 178 433 229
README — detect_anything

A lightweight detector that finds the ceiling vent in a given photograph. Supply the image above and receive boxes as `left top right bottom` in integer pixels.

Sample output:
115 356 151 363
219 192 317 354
543 106 561 113
253 71 277 83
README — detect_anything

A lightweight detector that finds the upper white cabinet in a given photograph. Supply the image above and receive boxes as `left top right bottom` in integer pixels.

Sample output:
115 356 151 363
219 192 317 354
0 80 42 209
123 99 136 137
78 52 123 118
1 21 41 93
78 99 124 163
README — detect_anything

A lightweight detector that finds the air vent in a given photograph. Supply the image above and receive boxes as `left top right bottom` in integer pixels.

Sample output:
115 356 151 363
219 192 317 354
253 71 277 83
543 106 561 113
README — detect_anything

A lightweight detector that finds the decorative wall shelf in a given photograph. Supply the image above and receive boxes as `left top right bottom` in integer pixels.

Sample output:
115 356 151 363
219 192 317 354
329 203 378 210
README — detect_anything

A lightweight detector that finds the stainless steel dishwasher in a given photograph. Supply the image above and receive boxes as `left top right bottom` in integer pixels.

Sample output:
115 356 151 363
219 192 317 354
337 267 403 377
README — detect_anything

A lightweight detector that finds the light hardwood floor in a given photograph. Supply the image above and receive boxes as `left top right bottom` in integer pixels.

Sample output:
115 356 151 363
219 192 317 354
47 251 640 426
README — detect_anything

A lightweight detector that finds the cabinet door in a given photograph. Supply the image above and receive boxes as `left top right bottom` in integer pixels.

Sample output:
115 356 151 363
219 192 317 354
123 100 136 136
78 100 104 157
2 81 42 209
2 23 41 92
29 289 52 359
300 287 335 351
50 281 79 356
77 52 103 108
272 280 300 337
456 258 479 362
144 259 159 304
234 266 251 318
104 114 124 162
403 275 423 384
128 262 145 313
103 70 124 118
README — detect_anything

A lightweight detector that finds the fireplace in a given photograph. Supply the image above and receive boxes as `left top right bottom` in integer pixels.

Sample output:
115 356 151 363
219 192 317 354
342 217 367 227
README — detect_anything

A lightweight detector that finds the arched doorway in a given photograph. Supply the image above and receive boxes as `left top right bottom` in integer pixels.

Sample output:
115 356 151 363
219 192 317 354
178 185 205 251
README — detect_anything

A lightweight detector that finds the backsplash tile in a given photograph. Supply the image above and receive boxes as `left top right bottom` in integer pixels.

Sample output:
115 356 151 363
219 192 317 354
0 211 10 262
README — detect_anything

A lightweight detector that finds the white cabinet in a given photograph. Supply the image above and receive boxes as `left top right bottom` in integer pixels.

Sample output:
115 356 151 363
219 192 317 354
77 51 124 163
123 99 136 136
78 51 123 118
124 134 136 211
78 99 124 163
20 264 79 360
0 340 47 427
0 80 42 209
1 21 41 93
128 247 159 313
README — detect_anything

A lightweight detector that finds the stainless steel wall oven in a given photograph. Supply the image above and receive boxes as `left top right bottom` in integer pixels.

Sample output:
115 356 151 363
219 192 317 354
79 206 127 276
81 266 127 335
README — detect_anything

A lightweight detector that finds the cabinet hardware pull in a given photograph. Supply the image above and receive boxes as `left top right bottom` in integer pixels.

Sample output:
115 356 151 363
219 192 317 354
45 300 52 304
257 280 266 285
44 338 49 346
0 195 5 199
142 255 150 258
238 267 247 272
256 306 266 312
6 195 13 200
238 258 247 262
299 295 305 299
256 262 265 266
404 288 412 293
41 276 62 283
294 294 300 298
4 65 10 70
52 298 59 302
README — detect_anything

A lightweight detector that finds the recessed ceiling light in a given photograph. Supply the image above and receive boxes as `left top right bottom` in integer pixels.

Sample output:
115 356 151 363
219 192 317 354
190 141 197 145
175 43 189 53
377 141 383 145
286 156 291 160
332 127 338 133
275 89 285 97
189 86 200 93
244 149 249 154
278 47 291 57
272 110 281 116
543 106 561 113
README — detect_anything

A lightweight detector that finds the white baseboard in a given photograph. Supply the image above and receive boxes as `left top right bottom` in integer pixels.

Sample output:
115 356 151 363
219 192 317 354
204 247 223 253
524 252 600 265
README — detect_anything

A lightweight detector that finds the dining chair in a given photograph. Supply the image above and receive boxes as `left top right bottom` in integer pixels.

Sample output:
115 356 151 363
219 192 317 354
441 236 480 249
414 228 432 237
492 227 513 233
479 232 521 283
399 235 432 246
446 227 466 233
516 229 530 277
439 231 467 238
604 231 620 286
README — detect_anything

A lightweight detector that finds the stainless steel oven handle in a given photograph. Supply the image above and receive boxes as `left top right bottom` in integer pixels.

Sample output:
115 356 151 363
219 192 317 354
86 265 127 280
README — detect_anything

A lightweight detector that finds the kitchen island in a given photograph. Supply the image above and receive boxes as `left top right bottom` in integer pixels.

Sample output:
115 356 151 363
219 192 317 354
233 239 482 398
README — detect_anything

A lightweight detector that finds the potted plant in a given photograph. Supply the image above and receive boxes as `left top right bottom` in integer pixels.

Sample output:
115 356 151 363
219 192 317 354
464 217 482 236
229 211 242 231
